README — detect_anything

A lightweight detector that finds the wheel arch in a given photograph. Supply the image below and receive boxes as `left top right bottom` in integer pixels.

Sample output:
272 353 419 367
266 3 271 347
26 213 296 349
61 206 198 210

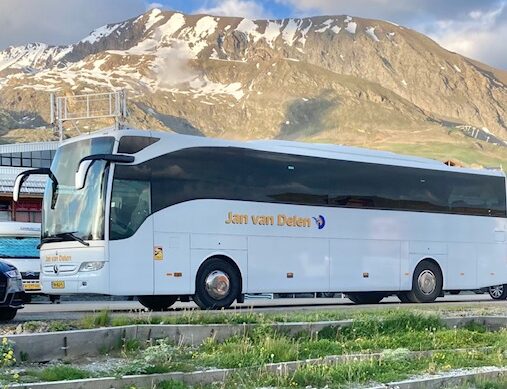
410 256 445 289
193 253 244 294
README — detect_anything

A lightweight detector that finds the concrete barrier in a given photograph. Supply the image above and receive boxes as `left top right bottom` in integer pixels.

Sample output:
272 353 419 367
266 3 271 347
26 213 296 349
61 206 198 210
9 350 506 389
7 316 507 363
371 368 507 389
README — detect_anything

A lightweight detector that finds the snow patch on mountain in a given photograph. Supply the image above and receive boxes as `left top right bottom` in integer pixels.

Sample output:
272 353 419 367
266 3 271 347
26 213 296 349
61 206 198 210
299 21 312 45
282 19 301 46
81 23 121 44
0 43 72 72
366 27 380 42
157 13 186 39
144 8 165 32
236 19 262 43
263 21 282 47
189 77 244 101
345 20 357 34
178 16 218 57
331 25 341 34
315 19 334 33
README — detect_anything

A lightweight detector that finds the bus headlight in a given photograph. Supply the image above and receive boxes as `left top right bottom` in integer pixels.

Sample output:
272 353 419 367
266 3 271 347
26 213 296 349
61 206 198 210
79 261 105 272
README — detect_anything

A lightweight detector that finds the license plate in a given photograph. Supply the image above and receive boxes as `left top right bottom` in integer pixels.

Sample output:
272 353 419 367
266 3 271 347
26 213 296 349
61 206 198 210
51 281 65 289
23 282 41 291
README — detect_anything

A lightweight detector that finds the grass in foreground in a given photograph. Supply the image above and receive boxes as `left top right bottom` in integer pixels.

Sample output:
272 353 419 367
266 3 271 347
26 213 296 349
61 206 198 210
6 302 507 335
3 312 507 387
193 313 507 369
132 351 507 388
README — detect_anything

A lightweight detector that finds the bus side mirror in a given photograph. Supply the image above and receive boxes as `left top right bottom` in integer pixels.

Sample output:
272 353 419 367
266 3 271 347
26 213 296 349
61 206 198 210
75 160 94 190
75 154 135 190
13 168 53 202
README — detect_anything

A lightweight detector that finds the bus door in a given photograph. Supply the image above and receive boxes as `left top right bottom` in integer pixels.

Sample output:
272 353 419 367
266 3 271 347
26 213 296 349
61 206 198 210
153 228 191 295
109 179 154 295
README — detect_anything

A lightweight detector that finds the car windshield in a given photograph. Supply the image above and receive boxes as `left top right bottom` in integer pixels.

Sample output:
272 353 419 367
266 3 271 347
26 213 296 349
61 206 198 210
42 137 115 241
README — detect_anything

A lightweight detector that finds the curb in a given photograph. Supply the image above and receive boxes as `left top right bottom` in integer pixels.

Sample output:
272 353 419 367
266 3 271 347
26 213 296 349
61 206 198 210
369 368 507 388
9 349 504 389
7 316 507 362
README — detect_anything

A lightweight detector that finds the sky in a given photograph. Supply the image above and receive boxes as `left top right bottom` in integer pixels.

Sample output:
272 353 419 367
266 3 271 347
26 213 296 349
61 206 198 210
0 0 506 69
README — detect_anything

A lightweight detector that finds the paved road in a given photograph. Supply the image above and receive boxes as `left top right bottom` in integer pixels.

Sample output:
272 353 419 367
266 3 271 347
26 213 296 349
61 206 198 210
12 294 506 322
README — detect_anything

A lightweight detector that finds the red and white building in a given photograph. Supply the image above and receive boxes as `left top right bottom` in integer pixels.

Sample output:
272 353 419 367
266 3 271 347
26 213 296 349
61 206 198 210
0 141 58 222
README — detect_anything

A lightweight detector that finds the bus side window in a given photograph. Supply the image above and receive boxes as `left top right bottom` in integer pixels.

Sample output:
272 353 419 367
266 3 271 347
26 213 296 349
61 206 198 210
110 179 151 240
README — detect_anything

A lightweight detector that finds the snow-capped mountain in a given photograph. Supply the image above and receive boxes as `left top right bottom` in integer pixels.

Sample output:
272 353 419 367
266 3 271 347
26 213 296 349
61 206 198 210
0 8 506 164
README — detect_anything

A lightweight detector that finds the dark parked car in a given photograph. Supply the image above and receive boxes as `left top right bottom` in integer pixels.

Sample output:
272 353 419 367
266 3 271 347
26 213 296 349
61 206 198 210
0 261 24 321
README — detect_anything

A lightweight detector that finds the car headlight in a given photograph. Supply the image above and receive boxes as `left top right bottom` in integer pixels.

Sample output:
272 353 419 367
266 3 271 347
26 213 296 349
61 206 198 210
79 261 105 272
5 269 21 279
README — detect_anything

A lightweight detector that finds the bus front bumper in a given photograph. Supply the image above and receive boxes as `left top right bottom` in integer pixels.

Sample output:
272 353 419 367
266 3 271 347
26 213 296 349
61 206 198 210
41 263 110 295
40 243 109 295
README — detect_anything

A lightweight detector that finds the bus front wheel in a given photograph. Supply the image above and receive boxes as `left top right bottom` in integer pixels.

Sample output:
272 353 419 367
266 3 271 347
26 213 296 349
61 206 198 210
138 295 178 311
193 258 241 310
406 260 443 303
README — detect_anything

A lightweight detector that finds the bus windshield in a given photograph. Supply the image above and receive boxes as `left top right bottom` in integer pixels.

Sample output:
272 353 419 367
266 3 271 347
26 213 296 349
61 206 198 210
42 137 115 241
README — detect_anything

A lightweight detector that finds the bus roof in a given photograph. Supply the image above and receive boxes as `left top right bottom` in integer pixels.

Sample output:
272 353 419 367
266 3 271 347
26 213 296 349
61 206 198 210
63 127 505 178
0 222 41 237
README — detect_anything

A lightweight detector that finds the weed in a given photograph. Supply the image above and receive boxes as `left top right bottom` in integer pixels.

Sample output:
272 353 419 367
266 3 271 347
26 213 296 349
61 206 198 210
38 365 91 381
47 321 73 332
19 351 29 363
0 337 15 367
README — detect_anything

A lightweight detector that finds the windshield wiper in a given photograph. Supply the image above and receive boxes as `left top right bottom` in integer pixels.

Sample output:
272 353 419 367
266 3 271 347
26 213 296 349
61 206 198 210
56 232 90 247
40 232 90 247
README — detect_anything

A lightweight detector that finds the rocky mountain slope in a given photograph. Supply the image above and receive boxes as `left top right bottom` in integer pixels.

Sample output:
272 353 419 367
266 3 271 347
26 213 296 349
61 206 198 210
0 9 506 166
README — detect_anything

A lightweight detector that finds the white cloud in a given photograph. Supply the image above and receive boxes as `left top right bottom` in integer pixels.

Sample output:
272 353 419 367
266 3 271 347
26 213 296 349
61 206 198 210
276 0 507 69
426 3 507 67
0 0 145 49
196 0 270 19
147 2 164 10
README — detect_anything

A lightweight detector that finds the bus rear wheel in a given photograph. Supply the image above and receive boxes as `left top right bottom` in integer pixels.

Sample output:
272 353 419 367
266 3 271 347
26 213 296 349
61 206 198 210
193 258 241 310
346 292 384 304
138 295 178 311
488 284 507 300
406 261 443 303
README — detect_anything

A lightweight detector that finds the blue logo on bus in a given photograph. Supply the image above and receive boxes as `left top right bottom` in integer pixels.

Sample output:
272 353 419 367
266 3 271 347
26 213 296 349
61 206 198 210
313 215 326 230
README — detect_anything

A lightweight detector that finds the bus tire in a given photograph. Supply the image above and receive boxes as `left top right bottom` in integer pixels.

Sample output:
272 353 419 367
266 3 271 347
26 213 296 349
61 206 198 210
194 258 241 310
406 260 443 303
0 308 17 321
346 292 384 304
397 293 411 303
488 284 507 300
138 295 178 311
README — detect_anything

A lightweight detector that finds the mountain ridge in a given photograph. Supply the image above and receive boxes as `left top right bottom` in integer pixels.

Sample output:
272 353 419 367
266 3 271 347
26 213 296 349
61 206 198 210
0 8 506 166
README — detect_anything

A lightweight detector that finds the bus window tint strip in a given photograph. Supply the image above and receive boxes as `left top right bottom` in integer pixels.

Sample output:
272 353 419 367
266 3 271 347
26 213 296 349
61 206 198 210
110 147 506 239
117 136 160 154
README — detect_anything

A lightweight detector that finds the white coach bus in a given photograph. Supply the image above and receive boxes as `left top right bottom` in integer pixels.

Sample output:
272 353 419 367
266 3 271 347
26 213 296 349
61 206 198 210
12 128 507 309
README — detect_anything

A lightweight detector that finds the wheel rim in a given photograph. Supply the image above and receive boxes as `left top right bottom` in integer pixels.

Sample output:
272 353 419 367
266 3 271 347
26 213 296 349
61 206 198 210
418 270 437 295
489 285 504 299
205 271 230 300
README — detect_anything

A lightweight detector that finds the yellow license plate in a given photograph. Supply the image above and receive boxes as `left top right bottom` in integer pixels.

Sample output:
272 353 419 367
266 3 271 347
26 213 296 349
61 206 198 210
51 281 65 289
23 282 41 291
